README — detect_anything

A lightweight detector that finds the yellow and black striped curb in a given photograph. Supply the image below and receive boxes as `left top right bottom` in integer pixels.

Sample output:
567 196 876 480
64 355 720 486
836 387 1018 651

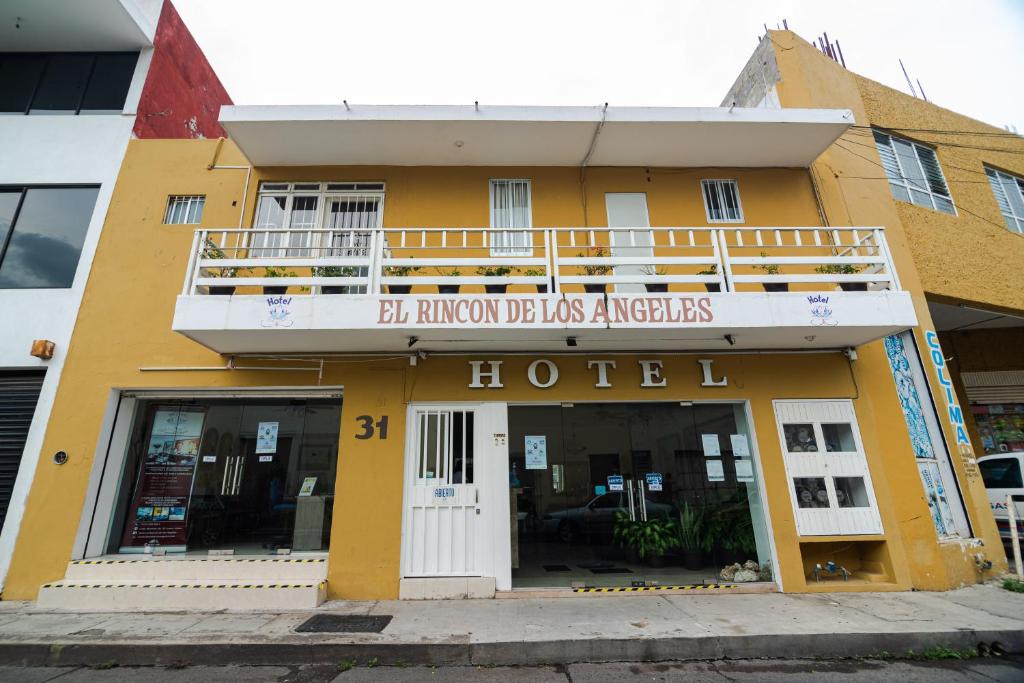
42 581 327 589
71 558 325 564
572 584 737 593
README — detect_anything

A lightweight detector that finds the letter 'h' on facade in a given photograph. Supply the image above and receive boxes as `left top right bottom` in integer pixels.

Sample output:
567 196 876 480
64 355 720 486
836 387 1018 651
469 361 504 388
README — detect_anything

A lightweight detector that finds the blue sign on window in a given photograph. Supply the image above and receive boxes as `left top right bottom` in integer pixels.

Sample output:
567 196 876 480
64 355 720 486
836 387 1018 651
607 475 624 492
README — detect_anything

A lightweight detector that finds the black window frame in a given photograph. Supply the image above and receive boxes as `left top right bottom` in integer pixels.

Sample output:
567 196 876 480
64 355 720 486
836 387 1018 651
0 51 139 116
0 184 101 290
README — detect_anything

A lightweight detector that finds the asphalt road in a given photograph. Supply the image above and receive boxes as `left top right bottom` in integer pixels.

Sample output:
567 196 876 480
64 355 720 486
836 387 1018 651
3 658 1022 682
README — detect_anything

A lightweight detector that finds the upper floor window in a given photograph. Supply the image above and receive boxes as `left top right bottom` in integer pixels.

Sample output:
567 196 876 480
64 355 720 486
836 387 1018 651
0 52 138 115
251 182 384 257
489 179 532 256
985 167 1024 235
872 130 955 215
164 195 205 225
0 186 99 289
701 179 743 223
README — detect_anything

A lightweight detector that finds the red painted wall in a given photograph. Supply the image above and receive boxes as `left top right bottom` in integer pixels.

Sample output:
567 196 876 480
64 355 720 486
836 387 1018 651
134 0 232 139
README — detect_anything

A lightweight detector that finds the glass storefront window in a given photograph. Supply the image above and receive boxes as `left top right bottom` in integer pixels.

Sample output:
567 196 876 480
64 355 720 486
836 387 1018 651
972 404 1024 455
793 477 829 508
507 402 773 588
822 423 856 452
834 477 870 508
783 424 818 452
110 397 341 554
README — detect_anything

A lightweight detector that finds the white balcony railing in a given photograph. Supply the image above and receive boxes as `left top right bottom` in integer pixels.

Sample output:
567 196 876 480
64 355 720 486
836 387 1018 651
182 226 901 296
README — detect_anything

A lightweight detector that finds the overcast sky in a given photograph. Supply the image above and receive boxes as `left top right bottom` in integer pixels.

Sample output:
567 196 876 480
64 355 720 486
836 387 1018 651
174 0 1024 132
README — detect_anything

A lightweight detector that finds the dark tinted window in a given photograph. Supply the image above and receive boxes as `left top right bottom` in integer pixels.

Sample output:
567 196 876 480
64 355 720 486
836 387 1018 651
0 187 99 288
0 52 138 114
30 54 93 113
0 192 20 244
81 53 137 112
0 54 45 113
980 458 1023 489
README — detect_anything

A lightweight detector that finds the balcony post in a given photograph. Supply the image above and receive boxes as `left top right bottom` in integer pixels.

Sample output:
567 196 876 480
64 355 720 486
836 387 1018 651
183 229 202 295
367 229 384 294
549 229 562 294
875 228 901 291
717 229 735 292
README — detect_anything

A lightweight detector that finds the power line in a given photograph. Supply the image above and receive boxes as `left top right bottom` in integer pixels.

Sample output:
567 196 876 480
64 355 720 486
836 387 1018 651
837 134 1000 179
829 143 1011 232
845 127 1024 156
848 123 1023 140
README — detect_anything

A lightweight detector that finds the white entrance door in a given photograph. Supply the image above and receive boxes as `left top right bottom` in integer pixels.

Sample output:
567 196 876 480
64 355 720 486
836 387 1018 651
402 404 508 581
605 193 653 293
774 400 883 535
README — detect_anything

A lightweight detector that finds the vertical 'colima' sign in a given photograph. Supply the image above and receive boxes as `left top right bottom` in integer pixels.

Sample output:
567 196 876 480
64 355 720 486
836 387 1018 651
924 331 970 448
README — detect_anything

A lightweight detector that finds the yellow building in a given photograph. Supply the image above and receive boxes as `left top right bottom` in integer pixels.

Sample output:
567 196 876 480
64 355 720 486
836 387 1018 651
726 29 1024 545
2 94 1008 605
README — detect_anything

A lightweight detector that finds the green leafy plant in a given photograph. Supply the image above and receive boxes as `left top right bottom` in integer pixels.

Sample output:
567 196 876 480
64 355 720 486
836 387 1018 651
312 265 356 278
676 502 710 553
696 264 718 276
384 261 420 277
754 250 780 275
202 238 243 278
577 247 612 276
477 265 513 277
1003 577 1024 593
522 268 545 277
263 266 297 279
815 263 861 275
704 493 757 555
612 512 678 560
435 267 461 277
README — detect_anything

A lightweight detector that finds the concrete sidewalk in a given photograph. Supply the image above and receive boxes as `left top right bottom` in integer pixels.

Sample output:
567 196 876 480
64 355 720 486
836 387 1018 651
0 583 1021 667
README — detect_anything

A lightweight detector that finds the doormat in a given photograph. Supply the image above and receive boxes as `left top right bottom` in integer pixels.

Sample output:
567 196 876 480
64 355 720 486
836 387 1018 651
295 614 393 633
543 564 572 572
589 567 632 574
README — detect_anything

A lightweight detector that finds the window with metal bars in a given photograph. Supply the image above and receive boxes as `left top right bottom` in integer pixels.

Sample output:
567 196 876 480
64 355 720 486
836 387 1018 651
700 179 744 223
164 195 205 225
985 167 1024 234
489 179 532 256
872 130 955 215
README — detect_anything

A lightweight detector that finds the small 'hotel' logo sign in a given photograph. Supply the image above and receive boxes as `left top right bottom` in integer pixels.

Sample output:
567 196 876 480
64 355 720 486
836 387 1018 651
807 295 837 326
261 296 294 328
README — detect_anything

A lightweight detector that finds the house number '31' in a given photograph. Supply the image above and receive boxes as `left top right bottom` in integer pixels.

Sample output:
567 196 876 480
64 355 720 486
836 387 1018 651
355 415 389 440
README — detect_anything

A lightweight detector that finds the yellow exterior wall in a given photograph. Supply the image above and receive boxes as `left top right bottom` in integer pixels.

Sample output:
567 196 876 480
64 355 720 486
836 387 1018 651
3 131 1005 600
765 30 1008 586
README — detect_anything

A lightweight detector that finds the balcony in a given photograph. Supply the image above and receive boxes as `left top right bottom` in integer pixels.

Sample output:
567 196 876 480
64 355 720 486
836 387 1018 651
172 226 917 354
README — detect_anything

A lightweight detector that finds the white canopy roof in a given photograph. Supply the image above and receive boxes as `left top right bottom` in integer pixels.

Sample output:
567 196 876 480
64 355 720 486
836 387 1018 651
219 104 853 167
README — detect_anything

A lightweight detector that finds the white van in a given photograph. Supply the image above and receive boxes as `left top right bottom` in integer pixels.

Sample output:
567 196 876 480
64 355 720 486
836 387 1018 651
978 452 1024 542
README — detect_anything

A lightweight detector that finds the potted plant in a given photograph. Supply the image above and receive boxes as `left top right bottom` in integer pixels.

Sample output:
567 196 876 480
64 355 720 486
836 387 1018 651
612 511 678 567
755 251 787 292
384 263 419 294
676 502 709 571
202 238 240 295
522 268 548 293
435 267 461 294
579 247 612 293
477 265 513 294
640 265 668 293
704 493 758 566
697 264 721 293
313 265 356 294
262 266 296 295
815 263 867 291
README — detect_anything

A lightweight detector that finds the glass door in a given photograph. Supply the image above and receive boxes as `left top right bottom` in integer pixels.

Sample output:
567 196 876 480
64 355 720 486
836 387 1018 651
508 402 774 589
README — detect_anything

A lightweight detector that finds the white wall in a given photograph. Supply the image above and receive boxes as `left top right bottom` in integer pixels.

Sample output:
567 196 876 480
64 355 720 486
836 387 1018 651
0 70 146 589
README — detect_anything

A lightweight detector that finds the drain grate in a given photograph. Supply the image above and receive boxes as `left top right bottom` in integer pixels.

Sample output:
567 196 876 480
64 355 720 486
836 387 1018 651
295 614 393 633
